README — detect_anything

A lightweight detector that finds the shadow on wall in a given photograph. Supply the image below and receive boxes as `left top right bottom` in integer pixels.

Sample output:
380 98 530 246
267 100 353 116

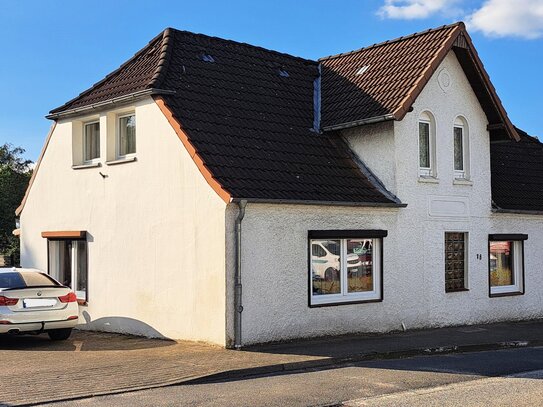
320 64 390 129
79 311 169 339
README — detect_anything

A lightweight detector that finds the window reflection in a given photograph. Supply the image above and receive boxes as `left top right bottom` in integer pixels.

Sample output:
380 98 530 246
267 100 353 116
311 240 341 295
347 239 373 293
490 241 513 286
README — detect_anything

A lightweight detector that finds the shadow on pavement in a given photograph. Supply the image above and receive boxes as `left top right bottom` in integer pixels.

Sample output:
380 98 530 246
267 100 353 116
0 329 175 351
243 320 543 359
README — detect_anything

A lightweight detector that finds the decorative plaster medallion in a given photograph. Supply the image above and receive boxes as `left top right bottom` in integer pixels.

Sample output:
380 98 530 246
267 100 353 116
438 68 452 93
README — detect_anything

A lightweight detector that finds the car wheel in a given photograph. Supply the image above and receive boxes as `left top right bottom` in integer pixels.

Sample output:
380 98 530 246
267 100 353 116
324 268 338 281
47 328 73 341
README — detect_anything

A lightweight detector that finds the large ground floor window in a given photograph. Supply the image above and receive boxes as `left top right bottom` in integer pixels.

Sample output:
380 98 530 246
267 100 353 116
489 234 526 297
309 230 385 306
48 239 88 301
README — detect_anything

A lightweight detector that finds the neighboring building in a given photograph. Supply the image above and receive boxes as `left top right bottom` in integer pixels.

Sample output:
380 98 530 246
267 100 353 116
17 22 543 347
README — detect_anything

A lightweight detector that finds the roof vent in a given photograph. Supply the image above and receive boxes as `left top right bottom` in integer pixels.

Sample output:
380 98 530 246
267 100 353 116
356 65 370 75
278 68 289 77
199 53 215 63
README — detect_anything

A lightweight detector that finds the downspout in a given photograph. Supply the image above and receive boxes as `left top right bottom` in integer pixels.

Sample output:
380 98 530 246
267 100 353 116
234 200 247 349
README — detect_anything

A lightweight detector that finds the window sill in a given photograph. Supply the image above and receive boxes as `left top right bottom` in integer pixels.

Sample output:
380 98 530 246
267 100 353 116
72 162 101 170
106 156 137 166
309 297 382 307
418 176 439 184
446 288 469 293
453 178 473 186
489 290 524 298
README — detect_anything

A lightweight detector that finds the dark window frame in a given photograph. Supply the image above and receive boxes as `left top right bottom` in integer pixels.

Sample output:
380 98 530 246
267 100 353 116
444 231 469 293
307 230 386 308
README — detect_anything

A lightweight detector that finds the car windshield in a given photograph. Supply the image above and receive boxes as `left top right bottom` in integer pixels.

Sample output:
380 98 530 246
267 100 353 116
322 241 340 256
0 272 59 289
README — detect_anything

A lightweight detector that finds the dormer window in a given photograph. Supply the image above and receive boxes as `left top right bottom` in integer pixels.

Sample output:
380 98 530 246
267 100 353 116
418 111 436 178
83 121 100 163
453 116 470 180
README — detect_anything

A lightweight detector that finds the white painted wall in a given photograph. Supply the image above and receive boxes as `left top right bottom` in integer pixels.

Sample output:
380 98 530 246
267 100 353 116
343 121 397 195
19 50 542 347
20 98 228 345
238 51 543 345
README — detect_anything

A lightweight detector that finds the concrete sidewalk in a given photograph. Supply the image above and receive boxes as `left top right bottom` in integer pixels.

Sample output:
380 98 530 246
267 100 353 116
1 319 542 406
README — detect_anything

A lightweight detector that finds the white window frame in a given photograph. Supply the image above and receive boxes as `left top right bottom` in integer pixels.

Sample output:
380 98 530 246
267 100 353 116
309 237 382 306
453 116 470 180
116 113 136 159
418 111 437 178
83 120 101 164
489 239 524 296
48 240 88 301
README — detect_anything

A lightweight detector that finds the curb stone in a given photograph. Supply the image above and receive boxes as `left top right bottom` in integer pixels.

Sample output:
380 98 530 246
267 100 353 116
19 339 543 406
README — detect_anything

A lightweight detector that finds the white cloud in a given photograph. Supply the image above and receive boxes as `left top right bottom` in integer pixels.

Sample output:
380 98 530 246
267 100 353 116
466 0 543 39
377 0 461 19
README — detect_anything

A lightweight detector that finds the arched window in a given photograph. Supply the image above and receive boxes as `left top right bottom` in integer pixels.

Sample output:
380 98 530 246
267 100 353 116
419 111 436 177
453 116 469 179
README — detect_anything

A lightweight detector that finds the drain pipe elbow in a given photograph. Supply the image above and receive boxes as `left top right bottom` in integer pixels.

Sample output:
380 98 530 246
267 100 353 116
234 200 247 349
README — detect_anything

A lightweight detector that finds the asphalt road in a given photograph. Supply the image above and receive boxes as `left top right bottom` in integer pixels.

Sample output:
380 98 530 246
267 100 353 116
41 347 543 407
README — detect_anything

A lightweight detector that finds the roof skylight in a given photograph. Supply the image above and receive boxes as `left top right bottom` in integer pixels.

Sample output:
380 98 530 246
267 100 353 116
356 65 370 75
278 68 289 77
199 53 215 63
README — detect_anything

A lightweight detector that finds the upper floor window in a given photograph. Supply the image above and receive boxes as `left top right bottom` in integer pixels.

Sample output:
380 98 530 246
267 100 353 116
83 121 100 163
419 111 436 177
118 114 136 157
453 116 470 179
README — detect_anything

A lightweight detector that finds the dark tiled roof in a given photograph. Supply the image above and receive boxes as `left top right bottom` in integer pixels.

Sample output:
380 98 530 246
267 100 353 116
50 28 397 205
319 23 519 142
491 128 543 212
320 24 461 128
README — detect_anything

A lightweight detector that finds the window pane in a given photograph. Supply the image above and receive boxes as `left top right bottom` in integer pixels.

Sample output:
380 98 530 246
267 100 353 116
119 115 136 155
346 239 373 293
84 122 100 161
75 241 87 298
311 240 341 295
49 240 72 287
454 127 464 171
445 232 466 292
20 272 59 287
489 241 514 286
0 272 25 289
419 122 430 168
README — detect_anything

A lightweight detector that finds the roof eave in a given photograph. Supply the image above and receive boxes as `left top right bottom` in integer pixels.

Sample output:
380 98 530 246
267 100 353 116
230 197 407 208
46 88 176 120
322 114 395 132
492 207 543 216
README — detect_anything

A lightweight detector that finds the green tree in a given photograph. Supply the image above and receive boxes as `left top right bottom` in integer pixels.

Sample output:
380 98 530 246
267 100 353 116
0 143 32 265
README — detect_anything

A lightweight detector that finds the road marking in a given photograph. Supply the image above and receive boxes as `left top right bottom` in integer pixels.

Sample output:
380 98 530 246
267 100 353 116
342 369 543 406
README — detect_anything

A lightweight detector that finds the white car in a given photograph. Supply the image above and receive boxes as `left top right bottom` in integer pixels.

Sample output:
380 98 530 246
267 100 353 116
311 241 362 281
0 268 79 340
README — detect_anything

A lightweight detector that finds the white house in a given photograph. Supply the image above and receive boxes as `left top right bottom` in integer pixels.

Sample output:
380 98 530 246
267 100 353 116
17 22 543 347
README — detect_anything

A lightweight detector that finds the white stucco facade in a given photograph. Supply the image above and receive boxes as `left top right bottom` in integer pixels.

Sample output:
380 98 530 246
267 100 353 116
20 98 228 345
235 51 543 345
19 51 543 347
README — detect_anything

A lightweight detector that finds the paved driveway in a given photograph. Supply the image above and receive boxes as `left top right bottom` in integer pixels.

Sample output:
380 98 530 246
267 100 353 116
0 331 318 406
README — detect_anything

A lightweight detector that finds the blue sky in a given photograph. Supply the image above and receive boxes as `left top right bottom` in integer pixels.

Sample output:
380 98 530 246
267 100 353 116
1 0 542 161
